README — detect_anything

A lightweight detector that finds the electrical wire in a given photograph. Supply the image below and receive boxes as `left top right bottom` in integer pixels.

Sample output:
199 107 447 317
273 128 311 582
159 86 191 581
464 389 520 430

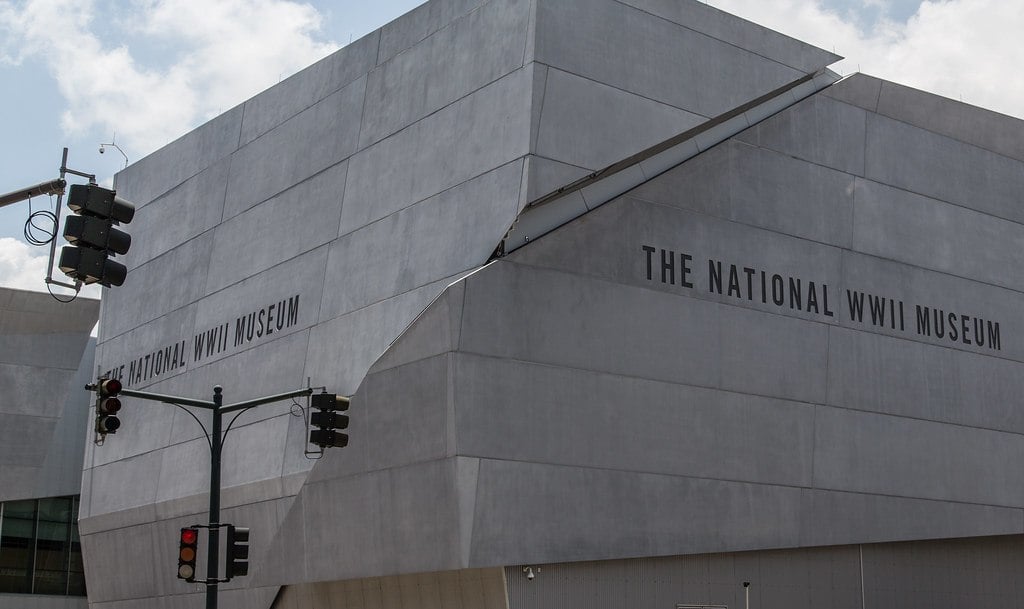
23 195 58 246
22 194 81 303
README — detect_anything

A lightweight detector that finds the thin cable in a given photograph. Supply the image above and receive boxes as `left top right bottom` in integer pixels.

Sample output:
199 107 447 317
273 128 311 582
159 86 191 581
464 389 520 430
46 282 78 304
23 195 58 245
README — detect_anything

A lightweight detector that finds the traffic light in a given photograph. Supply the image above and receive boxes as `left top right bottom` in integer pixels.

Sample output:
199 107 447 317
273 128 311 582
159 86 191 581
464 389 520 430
58 183 135 287
95 378 122 435
177 527 198 581
225 525 249 578
309 393 349 448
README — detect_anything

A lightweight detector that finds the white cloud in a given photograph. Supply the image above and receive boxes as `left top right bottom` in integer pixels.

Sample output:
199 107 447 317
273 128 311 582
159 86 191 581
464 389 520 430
0 236 101 299
0 0 338 157
710 0 1024 119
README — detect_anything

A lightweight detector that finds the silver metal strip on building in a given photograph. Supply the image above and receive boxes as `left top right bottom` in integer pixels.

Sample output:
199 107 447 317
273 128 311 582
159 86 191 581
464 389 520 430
498 69 842 256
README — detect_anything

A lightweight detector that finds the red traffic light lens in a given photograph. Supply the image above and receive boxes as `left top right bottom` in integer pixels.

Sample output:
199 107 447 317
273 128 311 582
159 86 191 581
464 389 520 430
180 528 197 545
99 378 122 395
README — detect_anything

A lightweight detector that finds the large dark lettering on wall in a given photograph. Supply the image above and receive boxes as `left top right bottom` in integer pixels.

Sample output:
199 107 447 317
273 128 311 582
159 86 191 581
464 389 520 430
640 244 1004 353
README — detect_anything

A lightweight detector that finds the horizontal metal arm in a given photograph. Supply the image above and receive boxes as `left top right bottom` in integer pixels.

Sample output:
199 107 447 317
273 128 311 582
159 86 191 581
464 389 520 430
0 178 66 209
117 387 216 409
220 387 315 413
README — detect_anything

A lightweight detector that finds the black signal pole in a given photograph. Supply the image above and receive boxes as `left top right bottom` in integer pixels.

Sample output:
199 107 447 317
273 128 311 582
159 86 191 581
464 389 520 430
207 386 222 609
97 383 318 609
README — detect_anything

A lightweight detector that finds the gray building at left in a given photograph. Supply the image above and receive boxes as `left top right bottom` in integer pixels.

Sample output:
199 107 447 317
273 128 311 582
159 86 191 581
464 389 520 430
0 287 99 609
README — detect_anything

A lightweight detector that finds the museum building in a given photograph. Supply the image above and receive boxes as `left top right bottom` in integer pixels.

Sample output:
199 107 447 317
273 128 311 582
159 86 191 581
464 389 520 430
83 0 1024 607
0 288 98 609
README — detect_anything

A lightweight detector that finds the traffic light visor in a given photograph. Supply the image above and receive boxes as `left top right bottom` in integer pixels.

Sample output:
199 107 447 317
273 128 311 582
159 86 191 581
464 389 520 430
99 379 122 395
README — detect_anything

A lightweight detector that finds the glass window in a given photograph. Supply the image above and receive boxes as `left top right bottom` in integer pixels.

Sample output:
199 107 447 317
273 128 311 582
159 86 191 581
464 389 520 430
0 499 36 594
0 496 86 597
34 497 72 595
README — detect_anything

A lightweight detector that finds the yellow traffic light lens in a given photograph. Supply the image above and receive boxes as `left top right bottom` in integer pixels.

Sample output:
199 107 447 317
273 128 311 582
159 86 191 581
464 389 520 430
179 547 195 562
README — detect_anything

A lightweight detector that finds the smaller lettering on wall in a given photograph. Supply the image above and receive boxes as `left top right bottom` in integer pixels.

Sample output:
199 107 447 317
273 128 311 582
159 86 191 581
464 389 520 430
101 294 302 386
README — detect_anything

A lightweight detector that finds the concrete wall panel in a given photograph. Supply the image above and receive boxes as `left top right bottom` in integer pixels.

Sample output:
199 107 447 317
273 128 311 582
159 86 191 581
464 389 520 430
360 0 529 148
378 0 487 63
737 93 867 176
534 0 804 117
460 260 833 404
799 488 1022 547
872 77 1024 163
0 363 81 417
0 288 98 333
629 140 856 247
370 282 466 375
325 162 520 317
822 72 881 112
124 157 228 269
452 354 814 487
827 327 1024 432
83 393 177 467
617 0 840 73
99 230 214 342
813 405 1024 506
303 274 463 399
469 458 803 566
113 106 243 207
459 261 723 388
82 449 164 517
509 198 845 328
205 161 344 293
220 414 291 488
194 246 328 368
94 303 196 389
534 68 704 171
339 68 531 234
306 354 452 484
0 414 57 466
864 113 1024 224
239 32 379 147
836 250 1021 360
852 177 1024 292
522 155 589 203
224 76 365 220
0 332 94 370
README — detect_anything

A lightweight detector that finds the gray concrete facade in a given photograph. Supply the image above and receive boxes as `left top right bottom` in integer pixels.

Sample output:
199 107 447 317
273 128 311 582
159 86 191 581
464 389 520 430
81 0 1024 607
0 288 97 503
0 288 95 609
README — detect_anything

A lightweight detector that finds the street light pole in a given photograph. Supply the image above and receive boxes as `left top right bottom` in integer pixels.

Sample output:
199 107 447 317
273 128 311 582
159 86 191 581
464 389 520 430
97 382 321 609
206 386 223 609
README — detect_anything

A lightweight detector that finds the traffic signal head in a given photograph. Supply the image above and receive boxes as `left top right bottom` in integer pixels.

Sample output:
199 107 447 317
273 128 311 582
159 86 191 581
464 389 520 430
177 527 198 581
225 525 250 579
95 378 122 435
309 393 350 449
67 183 135 222
311 393 348 412
59 184 135 287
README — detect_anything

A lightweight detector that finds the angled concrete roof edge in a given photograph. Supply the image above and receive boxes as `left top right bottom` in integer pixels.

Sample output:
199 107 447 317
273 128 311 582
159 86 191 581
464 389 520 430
494 68 841 258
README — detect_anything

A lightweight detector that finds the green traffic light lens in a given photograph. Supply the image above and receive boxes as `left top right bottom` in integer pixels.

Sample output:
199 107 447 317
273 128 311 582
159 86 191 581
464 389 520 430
178 564 194 579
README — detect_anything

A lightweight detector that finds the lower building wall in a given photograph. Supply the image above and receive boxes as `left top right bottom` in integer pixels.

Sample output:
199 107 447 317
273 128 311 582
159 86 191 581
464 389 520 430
273 568 508 609
505 535 1024 609
0 594 87 609
267 535 1024 608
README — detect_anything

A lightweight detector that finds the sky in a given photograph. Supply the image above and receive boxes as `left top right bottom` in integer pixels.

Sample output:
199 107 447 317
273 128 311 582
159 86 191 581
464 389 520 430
1 0 1021 300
